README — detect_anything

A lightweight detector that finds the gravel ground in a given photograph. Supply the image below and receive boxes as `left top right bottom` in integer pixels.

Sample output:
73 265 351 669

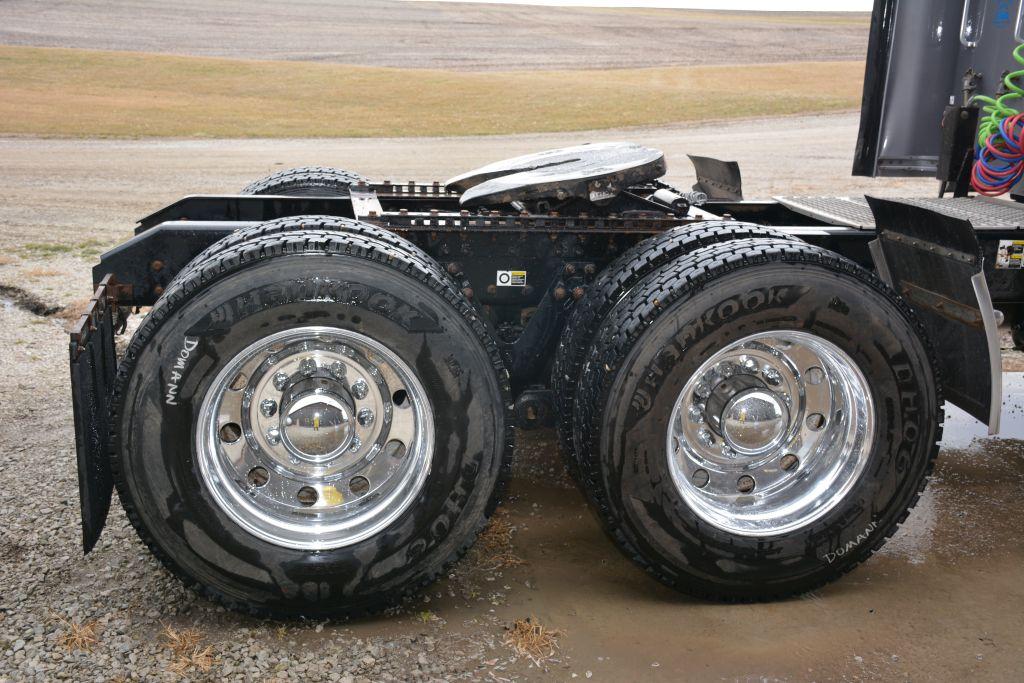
0 0 868 71
1 117 1023 681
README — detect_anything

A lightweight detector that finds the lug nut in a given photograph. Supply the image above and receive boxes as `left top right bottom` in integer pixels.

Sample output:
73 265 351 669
273 372 289 391
259 399 278 417
762 366 782 386
694 380 711 399
564 263 577 275
266 427 281 445
697 428 715 447
553 286 568 301
688 404 703 423
349 435 362 451
330 361 347 379
357 408 374 427
719 362 735 378
741 357 758 373
299 358 317 376
351 378 369 399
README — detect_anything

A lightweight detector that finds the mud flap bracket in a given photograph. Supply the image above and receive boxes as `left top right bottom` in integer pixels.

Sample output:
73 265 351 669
866 197 1001 434
69 275 120 553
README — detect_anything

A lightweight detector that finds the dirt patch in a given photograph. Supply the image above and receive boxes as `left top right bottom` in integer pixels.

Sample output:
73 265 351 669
0 283 64 317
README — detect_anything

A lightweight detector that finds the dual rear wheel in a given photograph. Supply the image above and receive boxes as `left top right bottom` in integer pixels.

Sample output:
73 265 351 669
557 232 942 600
112 216 511 617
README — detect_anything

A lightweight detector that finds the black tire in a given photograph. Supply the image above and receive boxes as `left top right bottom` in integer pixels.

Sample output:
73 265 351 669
552 221 799 480
111 226 512 617
240 166 368 196
179 216 444 288
574 237 941 600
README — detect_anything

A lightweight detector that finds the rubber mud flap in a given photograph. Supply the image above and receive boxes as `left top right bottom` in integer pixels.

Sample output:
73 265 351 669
866 196 1000 431
69 278 119 553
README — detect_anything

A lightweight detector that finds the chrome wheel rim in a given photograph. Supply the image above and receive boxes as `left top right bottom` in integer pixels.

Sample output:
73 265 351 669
667 330 874 537
196 326 433 550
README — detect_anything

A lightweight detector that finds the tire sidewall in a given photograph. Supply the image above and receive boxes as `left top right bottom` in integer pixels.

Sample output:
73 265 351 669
597 263 937 594
118 253 504 613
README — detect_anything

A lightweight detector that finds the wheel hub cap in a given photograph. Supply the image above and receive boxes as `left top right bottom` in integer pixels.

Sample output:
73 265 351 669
279 375 355 462
720 388 788 455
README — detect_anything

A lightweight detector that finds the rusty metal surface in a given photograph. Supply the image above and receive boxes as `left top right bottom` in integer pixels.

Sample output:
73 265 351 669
69 274 121 360
445 142 666 207
367 209 687 234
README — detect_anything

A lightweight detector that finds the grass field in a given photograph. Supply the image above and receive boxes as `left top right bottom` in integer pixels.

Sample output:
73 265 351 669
0 46 864 138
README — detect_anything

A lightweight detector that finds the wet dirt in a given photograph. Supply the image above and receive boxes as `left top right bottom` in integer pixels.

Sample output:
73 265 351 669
1 119 1023 679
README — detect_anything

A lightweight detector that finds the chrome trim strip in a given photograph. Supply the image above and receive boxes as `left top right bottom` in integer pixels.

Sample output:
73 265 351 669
971 267 1002 435
868 238 894 287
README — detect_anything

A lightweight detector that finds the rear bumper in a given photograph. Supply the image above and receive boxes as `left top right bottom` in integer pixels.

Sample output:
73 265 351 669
69 275 121 553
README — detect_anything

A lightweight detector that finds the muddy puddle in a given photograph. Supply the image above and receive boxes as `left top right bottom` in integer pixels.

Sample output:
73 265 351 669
323 379 1024 680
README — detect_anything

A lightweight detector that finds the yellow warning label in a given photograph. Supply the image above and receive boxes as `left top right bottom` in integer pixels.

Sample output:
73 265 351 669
496 270 527 286
997 240 1024 269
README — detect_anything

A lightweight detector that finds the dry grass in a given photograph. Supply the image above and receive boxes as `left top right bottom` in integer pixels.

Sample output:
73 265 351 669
54 616 100 652
54 296 91 328
504 616 562 666
161 623 214 676
0 255 17 267
0 45 863 138
22 266 61 279
474 509 526 571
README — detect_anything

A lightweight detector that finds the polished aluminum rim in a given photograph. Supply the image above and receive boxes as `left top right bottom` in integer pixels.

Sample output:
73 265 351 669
196 326 433 550
667 330 874 537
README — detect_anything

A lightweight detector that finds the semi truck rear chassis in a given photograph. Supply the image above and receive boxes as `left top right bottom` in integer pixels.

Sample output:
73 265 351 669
66 0 1024 616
